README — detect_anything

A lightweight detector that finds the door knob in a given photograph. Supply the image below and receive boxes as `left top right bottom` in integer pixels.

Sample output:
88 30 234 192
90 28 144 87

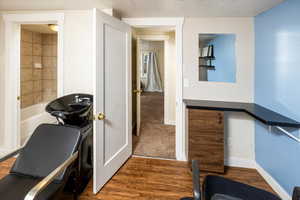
133 89 143 94
17 96 20 101
97 113 105 120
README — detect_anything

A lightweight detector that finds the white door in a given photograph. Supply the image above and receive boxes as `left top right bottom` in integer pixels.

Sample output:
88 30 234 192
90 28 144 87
135 38 142 136
93 9 132 193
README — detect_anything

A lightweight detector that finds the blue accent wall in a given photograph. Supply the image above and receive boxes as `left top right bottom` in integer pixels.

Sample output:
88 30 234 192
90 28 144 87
255 0 300 195
208 34 236 83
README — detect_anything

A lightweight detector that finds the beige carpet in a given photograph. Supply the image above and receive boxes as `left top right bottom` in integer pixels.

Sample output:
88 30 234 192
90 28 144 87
133 92 175 159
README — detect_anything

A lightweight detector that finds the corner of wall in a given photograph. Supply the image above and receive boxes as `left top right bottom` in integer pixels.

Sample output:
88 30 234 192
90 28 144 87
0 14 5 148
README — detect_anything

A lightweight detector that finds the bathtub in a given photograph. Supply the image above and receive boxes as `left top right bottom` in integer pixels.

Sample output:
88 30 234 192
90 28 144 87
21 103 56 145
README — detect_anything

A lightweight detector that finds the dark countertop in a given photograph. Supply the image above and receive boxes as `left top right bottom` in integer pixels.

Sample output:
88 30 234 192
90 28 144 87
184 99 300 128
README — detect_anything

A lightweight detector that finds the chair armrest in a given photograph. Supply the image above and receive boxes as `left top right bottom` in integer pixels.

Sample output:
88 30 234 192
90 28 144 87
293 187 300 200
24 151 79 200
0 147 22 162
192 160 201 200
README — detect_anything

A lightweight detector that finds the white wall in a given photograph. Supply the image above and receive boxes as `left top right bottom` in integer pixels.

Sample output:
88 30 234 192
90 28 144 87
183 17 255 167
0 16 5 149
0 10 94 150
63 11 93 94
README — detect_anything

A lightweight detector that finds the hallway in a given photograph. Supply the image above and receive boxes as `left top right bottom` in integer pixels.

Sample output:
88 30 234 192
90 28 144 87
133 92 175 159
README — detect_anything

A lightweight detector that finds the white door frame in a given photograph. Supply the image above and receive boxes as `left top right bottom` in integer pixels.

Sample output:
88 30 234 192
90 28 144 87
3 13 64 150
123 18 186 161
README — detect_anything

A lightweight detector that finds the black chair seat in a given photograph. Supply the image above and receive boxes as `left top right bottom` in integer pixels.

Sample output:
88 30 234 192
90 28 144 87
204 175 281 200
0 174 62 200
211 194 242 200
181 161 299 200
0 124 82 199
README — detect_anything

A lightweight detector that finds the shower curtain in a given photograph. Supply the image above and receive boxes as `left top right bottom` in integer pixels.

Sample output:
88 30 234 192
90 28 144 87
143 52 163 92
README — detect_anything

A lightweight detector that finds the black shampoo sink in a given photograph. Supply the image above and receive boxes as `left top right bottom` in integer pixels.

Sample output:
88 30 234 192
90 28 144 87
46 93 93 126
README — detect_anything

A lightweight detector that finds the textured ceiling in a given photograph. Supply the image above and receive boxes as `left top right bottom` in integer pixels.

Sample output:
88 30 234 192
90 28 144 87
105 0 285 17
0 0 285 17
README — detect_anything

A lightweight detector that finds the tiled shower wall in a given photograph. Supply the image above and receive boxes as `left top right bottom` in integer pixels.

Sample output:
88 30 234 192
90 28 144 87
20 29 57 109
41 34 57 103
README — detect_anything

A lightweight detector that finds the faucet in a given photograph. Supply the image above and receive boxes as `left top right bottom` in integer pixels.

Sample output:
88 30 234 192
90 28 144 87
74 95 80 103
74 95 90 103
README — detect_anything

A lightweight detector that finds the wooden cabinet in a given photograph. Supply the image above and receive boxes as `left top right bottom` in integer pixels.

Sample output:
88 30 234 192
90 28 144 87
188 109 224 173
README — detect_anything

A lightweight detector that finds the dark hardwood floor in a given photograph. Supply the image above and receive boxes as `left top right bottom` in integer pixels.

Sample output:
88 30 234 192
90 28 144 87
0 157 276 200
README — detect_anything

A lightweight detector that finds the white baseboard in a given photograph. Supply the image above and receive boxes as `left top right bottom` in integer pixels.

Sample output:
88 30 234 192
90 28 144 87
256 163 291 200
217 157 291 199
0 147 10 156
132 155 176 161
225 157 256 169
164 119 176 126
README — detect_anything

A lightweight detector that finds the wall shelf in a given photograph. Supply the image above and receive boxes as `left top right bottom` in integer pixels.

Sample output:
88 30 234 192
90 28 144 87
184 99 300 143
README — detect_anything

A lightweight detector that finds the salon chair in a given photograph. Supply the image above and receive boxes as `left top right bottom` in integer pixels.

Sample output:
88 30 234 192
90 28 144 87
0 124 81 200
46 93 93 193
181 160 300 200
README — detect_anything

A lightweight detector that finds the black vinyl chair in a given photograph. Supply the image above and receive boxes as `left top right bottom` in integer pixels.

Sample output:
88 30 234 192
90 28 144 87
181 160 201 200
293 187 300 200
181 160 300 200
0 124 81 200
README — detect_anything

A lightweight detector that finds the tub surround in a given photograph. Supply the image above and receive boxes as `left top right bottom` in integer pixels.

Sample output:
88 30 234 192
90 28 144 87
21 29 43 108
20 28 57 109
20 28 58 146
41 33 57 102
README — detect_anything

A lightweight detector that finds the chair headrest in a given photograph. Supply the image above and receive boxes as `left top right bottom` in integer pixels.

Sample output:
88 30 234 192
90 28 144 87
11 124 81 181
293 187 300 200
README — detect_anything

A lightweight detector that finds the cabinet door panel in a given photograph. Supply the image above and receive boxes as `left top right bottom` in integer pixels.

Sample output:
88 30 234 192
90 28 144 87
188 109 224 173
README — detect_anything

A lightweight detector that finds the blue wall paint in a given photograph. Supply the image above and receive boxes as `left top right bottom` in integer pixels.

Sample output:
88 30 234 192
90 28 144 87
207 34 236 83
255 0 300 195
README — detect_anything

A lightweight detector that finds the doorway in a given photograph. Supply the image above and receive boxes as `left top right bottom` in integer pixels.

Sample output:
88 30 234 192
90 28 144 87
132 28 176 159
3 13 64 150
124 18 185 161
20 24 58 145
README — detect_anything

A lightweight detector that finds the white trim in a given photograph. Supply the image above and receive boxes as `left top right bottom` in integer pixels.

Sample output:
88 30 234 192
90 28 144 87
164 120 176 126
256 162 291 200
0 148 10 156
224 157 256 169
123 18 184 27
132 155 176 161
3 12 64 150
101 9 114 16
137 35 170 41
123 17 185 161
